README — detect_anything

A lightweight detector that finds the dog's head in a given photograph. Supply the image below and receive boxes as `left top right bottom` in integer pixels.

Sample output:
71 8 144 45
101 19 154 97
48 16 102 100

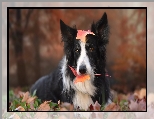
60 13 109 95
60 12 109 75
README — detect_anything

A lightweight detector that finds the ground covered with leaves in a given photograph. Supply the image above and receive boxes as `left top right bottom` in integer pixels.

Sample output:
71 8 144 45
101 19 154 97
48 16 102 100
9 87 146 111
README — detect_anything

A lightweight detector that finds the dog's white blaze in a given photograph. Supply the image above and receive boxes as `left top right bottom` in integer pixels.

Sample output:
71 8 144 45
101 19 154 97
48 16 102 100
73 91 94 110
77 41 93 76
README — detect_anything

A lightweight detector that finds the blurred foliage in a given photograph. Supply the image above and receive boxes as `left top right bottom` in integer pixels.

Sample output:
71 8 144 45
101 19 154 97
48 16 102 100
111 9 146 93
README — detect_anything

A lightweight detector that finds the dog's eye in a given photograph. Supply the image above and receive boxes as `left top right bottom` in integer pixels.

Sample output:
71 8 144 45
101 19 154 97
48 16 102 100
75 49 79 52
89 47 94 52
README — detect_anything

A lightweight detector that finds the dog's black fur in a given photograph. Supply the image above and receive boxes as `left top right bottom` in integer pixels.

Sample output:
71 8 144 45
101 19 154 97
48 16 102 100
30 12 111 110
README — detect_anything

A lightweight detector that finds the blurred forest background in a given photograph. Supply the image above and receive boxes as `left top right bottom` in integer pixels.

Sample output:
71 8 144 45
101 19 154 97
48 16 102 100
9 9 146 94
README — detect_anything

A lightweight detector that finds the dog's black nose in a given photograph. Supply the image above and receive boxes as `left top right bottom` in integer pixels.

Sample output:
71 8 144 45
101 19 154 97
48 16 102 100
79 65 86 74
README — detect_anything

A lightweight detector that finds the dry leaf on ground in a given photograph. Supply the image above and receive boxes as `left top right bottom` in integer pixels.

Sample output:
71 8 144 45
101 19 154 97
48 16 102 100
37 101 51 111
60 102 74 111
104 102 120 111
21 92 29 102
93 101 101 111
15 106 25 111
129 99 146 111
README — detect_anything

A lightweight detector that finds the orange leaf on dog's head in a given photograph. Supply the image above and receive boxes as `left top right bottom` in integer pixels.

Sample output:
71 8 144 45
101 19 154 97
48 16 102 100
76 30 95 43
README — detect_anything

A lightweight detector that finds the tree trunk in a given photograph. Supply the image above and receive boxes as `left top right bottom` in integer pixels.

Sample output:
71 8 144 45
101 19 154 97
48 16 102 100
12 9 28 87
33 34 41 82
33 10 41 83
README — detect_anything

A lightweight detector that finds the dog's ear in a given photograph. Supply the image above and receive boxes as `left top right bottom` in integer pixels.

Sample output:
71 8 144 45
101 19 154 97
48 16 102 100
60 20 77 58
60 20 77 43
91 13 109 62
91 12 109 45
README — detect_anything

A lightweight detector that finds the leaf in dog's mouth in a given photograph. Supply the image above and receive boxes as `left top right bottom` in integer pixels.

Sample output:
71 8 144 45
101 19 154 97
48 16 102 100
68 66 101 83
68 66 78 77
74 75 90 83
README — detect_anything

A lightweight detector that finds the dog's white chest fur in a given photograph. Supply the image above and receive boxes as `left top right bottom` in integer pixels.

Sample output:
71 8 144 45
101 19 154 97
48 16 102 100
73 91 94 110
72 79 96 110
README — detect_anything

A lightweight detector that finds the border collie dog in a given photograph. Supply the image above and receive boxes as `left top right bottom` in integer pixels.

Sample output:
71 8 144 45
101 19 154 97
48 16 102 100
30 12 111 110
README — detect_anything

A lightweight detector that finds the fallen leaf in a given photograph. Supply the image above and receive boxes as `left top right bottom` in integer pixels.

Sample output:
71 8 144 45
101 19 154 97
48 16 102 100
15 106 25 111
89 104 94 111
117 94 127 102
13 87 23 98
104 102 120 111
139 88 146 99
21 92 29 102
134 88 146 100
93 101 101 111
138 99 146 111
27 96 36 110
127 93 138 101
38 101 51 111
60 102 74 111
129 100 139 111
26 96 36 103
59 107 68 111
